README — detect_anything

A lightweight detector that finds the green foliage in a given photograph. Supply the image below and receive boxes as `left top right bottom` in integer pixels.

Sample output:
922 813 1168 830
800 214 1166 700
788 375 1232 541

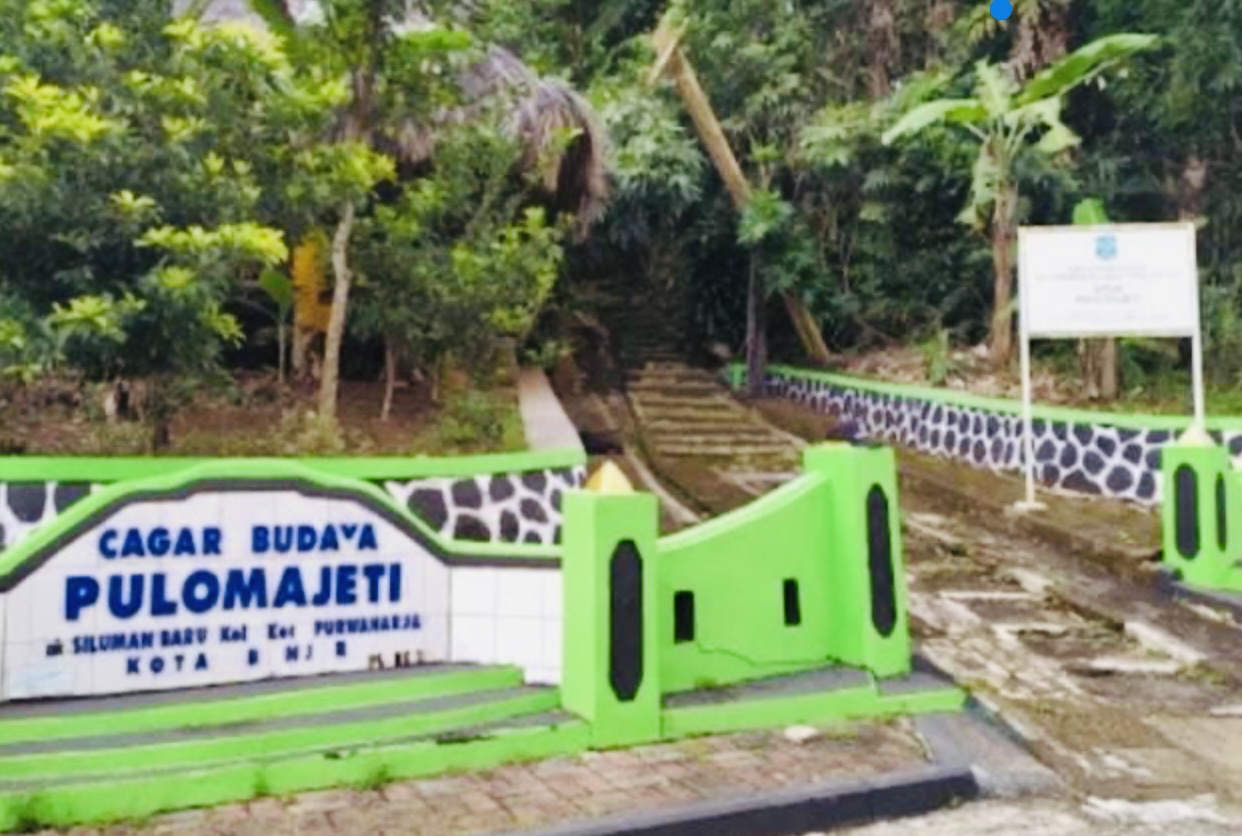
921 329 953 386
738 189 793 247
592 67 704 251
421 389 524 454
1072 198 1110 225
351 118 568 382
1017 34 1160 105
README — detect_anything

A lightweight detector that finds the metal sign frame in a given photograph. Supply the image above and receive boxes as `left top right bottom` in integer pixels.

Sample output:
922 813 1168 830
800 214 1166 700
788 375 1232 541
1015 222 1202 508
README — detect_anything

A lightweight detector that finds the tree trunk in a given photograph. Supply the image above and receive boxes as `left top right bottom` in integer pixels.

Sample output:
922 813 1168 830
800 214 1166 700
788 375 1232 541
865 0 899 99
381 338 396 421
1173 156 1208 384
277 319 287 385
1099 338 1117 399
745 255 767 398
318 202 356 421
292 326 309 378
649 20 832 367
990 179 1018 364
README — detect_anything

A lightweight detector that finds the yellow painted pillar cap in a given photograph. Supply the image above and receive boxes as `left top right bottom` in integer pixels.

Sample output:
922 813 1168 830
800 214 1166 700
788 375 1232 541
585 460 633 494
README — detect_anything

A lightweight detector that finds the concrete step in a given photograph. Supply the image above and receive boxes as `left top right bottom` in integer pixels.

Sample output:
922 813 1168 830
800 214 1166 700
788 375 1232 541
641 420 782 436
634 414 748 430
656 442 800 458
626 381 724 397
621 354 684 367
625 368 717 383
629 361 698 373
642 421 779 435
630 399 739 417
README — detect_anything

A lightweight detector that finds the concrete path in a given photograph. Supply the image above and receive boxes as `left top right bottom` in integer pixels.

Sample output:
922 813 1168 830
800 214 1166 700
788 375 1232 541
50 723 931 835
581 296 1242 830
517 368 584 453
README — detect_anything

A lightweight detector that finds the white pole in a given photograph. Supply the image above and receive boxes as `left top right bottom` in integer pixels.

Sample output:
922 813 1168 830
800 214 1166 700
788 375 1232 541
1188 226 1206 433
1019 313 1038 507
1191 331 1206 431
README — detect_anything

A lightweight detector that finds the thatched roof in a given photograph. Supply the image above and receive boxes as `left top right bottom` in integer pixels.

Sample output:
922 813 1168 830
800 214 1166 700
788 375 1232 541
178 0 609 234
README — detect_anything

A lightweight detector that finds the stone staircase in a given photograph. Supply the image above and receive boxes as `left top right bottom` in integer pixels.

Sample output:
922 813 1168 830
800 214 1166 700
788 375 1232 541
594 283 804 516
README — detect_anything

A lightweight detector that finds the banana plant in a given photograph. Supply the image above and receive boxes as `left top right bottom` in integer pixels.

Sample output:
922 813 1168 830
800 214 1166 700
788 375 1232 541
882 33 1158 364
258 268 295 383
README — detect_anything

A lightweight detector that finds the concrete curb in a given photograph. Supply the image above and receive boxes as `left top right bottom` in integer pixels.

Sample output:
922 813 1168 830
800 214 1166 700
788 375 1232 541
513 766 976 836
511 715 982 836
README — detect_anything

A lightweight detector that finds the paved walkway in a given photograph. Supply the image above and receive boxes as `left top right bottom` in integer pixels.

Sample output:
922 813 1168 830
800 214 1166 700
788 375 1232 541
517 368 584 453
60 723 928 835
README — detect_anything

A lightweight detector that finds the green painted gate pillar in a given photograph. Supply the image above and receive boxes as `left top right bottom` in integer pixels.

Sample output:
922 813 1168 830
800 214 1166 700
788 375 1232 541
561 465 663 747
803 443 911 677
1162 434 1242 591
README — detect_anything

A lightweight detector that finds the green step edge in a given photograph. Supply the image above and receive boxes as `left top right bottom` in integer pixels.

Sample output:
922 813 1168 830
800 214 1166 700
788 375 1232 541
0 688 559 783
0 720 591 832
660 682 967 740
0 665 525 747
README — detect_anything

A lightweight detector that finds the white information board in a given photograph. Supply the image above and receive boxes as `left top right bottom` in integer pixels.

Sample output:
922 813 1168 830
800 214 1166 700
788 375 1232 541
1015 222 1202 509
1020 224 1199 338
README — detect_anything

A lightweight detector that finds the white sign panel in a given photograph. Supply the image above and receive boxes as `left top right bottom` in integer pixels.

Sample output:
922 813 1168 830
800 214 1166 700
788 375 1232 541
3 489 450 700
1019 223 1199 338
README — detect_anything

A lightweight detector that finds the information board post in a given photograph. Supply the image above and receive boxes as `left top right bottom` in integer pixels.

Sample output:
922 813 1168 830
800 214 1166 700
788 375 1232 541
1192 329 1207 429
1013 222 1201 513
1017 272 1041 509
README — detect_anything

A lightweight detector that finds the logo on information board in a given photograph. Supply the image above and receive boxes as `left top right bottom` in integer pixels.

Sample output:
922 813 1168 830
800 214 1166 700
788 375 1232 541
1095 234 1118 260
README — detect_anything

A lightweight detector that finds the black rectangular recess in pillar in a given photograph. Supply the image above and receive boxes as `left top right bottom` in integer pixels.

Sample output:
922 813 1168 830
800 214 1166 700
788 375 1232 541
1174 465 1199 560
783 579 801 626
609 539 644 702
1216 473 1228 551
673 591 695 643
866 484 897 638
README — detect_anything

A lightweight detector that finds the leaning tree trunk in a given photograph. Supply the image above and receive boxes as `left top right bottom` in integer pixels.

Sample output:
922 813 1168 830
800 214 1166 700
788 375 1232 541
318 201 356 421
745 255 767 398
990 179 1018 364
649 18 833 368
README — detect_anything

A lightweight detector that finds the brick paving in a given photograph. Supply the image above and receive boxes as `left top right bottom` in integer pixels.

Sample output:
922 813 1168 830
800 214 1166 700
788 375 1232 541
46 721 929 835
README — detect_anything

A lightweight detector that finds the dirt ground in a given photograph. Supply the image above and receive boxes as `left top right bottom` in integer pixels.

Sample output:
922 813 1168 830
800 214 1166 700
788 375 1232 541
823 344 1223 416
0 373 525 456
753 396 1162 565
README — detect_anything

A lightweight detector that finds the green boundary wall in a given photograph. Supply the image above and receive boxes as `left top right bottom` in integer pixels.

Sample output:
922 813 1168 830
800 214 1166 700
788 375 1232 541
735 364 1242 432
0 447 585 483
731 363 1242 505
0 442 964 830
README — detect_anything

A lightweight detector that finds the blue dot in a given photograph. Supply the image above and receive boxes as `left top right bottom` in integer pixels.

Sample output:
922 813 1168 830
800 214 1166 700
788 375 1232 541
991 0 1012 20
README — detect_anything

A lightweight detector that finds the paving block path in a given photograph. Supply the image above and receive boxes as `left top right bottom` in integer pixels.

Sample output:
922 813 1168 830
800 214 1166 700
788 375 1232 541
57 723 929 835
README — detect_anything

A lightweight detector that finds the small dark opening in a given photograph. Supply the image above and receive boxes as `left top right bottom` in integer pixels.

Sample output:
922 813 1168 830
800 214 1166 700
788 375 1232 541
579 430 624 455
673 591 695 643
1216 473 1228 551
783 579 801 626
1174 465 1200 560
